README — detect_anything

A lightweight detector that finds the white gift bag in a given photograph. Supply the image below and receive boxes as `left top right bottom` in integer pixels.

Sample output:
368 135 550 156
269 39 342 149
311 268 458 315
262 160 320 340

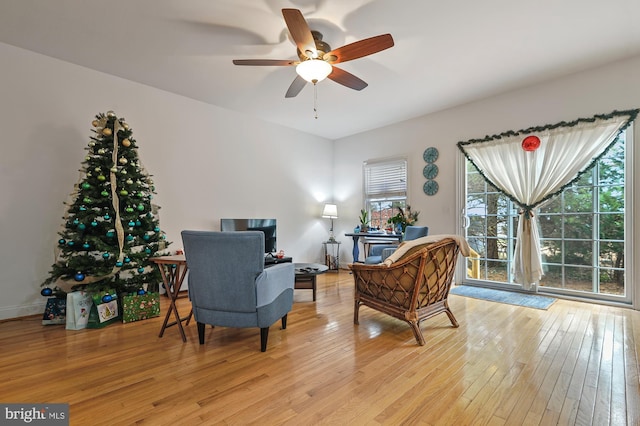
65 291 92 330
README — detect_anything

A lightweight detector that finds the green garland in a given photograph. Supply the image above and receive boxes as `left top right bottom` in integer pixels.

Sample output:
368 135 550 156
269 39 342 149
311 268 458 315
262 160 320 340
457 109 639 217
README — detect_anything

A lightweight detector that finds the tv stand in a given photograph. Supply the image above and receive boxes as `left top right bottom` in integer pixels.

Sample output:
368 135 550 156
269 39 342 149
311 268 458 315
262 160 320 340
264 255 292 266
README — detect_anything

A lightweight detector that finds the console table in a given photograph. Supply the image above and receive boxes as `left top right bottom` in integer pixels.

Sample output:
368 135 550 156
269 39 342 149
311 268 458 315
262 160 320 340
344 232 402 263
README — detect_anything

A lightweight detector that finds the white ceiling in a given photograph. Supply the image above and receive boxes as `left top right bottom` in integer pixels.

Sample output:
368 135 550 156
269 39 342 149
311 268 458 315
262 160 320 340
2 0 640 139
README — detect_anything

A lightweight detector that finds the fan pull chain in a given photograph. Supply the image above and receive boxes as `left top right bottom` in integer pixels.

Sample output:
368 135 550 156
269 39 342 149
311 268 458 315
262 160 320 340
313 83 319 119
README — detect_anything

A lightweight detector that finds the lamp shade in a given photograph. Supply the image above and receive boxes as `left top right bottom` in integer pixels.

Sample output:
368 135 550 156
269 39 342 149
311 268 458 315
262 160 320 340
322 203 338 219
296 59 332 83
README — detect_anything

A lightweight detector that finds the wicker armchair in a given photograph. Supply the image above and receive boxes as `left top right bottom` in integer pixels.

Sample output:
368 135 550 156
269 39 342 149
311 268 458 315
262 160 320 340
349 237 465 345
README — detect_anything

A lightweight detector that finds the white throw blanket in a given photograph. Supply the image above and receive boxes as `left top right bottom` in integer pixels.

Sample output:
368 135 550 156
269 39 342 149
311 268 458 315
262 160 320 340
382 234 472 266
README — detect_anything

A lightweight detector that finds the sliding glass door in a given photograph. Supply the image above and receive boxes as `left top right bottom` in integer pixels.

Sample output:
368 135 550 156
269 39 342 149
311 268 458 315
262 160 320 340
461 132 631 303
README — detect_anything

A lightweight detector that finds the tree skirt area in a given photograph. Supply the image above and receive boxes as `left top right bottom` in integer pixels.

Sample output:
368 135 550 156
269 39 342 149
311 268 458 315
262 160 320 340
449 285 556 310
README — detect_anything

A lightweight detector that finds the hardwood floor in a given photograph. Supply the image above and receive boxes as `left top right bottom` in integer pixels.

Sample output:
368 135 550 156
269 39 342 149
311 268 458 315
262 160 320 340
1 271 639 425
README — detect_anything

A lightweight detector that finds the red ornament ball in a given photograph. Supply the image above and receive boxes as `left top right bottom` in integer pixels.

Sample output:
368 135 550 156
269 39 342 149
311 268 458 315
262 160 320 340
522 135 541 152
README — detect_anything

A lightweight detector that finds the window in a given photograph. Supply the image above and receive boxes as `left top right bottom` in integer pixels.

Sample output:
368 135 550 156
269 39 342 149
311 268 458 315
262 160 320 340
463 132 629 301
363 158 407 229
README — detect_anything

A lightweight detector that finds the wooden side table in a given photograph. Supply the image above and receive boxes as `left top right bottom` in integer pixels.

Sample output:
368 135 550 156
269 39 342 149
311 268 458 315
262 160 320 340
322 240 341 270
294 263 329 301
150 255 192 342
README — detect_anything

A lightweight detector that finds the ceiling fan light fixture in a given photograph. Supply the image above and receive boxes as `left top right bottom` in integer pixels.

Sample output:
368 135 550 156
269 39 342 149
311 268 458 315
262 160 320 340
296 59 332 84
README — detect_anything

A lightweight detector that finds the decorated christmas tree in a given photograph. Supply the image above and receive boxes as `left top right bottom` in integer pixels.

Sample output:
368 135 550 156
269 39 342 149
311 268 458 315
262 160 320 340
42 111 169 296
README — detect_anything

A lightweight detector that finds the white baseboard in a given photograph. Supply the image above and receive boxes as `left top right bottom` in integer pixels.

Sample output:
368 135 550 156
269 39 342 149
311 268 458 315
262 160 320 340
0 302 47 321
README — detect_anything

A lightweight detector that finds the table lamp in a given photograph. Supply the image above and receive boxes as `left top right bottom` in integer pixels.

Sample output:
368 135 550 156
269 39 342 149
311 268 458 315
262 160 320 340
322 203 338 242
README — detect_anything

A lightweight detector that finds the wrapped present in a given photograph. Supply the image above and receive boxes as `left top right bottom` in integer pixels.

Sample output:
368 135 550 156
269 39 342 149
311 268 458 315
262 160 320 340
42 297 66 325
122 291 160 323
66 291 92 330
87 290 120 328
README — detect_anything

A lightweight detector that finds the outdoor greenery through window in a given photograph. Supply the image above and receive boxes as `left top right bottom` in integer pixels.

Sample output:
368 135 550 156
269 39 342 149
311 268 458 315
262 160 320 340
465 131 627 298
364 158 407 230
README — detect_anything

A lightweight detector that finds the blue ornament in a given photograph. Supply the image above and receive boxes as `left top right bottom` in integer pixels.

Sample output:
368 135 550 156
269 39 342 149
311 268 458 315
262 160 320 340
154 227 160 232
67 241 75 247
106 231 115 238
73 219 79 225
144 248 151 254
41 287 53 297
102 252 110 259
77 223 86 230
135 220 142 227
115 261 124 267
91 221 98 227
128 221 136 227
104 214 111 220
137 288 146 295
79 205 87 211
143 234 150 241
82 243 90 249
58 239 66 245
124 257 131 263
102 294 113 303
74 272 85 282
137 267 145 273
126 235 134 241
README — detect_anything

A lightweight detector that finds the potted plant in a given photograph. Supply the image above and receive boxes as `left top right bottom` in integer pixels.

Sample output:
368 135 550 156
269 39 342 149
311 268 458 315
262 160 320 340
359 209 370 233
387 205 419 234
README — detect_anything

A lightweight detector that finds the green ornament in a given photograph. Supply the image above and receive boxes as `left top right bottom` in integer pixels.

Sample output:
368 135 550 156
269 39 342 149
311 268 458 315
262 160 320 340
82 183 91 190
125 207 134 213
83 197 92 204
137 204 144 212
120 189 128 196
97 175 106 181
101 190 109 197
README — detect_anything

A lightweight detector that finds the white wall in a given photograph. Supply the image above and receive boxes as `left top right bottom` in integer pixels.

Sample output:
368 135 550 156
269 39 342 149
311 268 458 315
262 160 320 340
334 54 640 307
0 42 334 320
3 41 639 319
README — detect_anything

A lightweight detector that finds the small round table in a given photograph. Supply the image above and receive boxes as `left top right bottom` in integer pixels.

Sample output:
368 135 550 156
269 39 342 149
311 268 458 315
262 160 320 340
294 263 328 301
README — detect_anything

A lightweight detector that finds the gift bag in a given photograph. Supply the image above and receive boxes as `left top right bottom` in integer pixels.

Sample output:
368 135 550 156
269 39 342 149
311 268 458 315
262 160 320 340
87 290 120 328
66 291 92 330
42 297 66 325
122 291 160 323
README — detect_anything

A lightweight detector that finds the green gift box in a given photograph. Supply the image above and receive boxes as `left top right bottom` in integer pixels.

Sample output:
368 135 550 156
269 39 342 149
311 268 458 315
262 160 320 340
122 292 160 323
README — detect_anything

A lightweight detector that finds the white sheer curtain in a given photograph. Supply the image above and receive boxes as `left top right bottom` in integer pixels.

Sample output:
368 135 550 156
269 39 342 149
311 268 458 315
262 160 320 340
459 112 635 290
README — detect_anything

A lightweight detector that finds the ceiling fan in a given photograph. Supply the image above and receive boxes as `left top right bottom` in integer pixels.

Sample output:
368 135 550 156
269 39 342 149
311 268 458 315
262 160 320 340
232 8 394 98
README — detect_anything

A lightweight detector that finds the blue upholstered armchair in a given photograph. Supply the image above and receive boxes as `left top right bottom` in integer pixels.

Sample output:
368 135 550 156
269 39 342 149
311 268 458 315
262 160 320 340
181 230 295 352
364 226 429 264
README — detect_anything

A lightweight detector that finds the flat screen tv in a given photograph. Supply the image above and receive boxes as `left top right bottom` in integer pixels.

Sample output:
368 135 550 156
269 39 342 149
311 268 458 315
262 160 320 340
220 218 277 254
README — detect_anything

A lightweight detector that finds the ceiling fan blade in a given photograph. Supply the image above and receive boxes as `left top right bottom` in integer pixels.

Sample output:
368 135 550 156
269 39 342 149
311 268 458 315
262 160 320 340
328 66 368 91
324 34 394 64
285 75 307 98
282 8 318 59
232 59 296 66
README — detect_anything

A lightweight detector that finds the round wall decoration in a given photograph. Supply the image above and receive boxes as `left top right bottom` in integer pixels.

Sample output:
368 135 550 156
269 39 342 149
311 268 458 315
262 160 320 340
423 147 439 163
423 163 439 180
423 180 439 196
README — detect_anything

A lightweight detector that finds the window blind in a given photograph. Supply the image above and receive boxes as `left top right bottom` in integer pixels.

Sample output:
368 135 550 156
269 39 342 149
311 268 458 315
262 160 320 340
364 158 407 199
